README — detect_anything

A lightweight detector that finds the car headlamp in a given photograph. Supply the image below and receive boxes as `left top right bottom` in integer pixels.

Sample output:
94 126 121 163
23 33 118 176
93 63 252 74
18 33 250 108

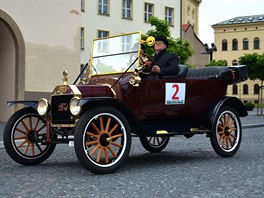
70 96 81 116
37 98 49 116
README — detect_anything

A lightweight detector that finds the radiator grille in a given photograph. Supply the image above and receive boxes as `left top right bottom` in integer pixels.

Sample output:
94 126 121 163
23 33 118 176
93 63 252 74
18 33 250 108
51 94 75 125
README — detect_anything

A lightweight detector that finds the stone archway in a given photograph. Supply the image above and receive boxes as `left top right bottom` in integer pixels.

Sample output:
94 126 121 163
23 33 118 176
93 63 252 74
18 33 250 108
0 10 25 122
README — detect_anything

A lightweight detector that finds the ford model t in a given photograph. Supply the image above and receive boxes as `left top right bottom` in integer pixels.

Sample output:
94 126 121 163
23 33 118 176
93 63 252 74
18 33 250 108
3 32 248 174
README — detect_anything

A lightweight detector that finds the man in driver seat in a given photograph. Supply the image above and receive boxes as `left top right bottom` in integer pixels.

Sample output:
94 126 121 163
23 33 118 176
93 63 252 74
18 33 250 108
145 35 179 78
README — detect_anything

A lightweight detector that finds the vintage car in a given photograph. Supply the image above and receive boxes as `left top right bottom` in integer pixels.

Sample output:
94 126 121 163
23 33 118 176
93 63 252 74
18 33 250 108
3 32 248 174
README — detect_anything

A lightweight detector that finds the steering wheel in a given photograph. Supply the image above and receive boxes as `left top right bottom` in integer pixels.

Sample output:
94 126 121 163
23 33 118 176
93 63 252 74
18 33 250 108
138 52 155 76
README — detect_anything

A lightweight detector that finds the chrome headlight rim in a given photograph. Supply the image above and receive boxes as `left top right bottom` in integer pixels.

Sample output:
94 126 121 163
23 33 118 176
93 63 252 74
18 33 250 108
70 96 81 116
37 98 49 116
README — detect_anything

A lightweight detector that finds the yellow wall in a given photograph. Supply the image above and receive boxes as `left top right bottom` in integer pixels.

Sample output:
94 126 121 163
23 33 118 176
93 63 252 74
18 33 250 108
213 20 264 104
182 0 201 35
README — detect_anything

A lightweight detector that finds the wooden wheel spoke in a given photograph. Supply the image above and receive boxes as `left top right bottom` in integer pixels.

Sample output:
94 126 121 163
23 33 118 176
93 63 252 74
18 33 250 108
36 143 43 153
225 137 229 149
33 118 40 131
104 148 109 164
108 145 117 158
89 145 100 157
230 133 237 139
110 133 123 140
230 127 237 132
105 117 111 133
87 132 98 138
21 120 30 132
17 140 27 148
96 147 103 163
109 124 119 135
228 136 234 147
35 124 46 133
29 117 33 131
110 141 122 148
92 122 101 134
15 128 28 135
86 140 98 147
24 142 30 155
31 143 35 156
99 117 104 132
15 136 27 140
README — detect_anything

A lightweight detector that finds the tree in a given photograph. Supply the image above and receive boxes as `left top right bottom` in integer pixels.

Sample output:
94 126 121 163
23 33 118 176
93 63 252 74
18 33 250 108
206 59 227 67
142 16 193 64
239 53 264 115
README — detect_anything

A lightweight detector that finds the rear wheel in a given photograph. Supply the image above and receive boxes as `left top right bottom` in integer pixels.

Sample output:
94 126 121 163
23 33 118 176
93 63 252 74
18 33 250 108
3 107 56 165
210 106 242 157
140 136 170 153
74 107 131 174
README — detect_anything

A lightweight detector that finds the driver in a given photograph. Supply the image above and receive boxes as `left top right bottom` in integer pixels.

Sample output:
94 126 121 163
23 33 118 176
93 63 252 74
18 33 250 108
145 35 179 78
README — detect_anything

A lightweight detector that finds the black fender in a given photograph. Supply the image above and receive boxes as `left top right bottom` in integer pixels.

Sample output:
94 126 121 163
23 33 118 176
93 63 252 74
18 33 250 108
78 97 144 135
205 97 247 129
6 101 38 109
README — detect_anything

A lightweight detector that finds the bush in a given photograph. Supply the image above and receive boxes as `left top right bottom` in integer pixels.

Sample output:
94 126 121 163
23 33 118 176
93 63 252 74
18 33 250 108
244 101 254 111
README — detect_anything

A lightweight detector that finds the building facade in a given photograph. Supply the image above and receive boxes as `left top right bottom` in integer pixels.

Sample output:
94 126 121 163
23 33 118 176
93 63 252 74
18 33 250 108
80 0 182 64
212 14 264 104
182 24 208 67
182 0 201 35
0 1 80 122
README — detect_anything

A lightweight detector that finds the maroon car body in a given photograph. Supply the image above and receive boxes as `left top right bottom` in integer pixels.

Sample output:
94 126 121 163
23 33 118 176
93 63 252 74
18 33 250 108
3 32 248 174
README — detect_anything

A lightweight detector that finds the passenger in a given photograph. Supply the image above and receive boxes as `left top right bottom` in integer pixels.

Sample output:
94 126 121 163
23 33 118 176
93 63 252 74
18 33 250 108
144 35 179 78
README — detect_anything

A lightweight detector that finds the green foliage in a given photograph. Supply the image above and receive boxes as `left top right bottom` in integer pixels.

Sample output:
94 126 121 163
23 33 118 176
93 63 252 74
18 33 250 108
239 53 264 83
142 16 193 64
206 59 228 67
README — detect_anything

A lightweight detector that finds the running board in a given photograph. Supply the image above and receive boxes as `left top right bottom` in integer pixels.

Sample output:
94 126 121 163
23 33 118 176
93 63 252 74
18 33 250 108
156 128 211 135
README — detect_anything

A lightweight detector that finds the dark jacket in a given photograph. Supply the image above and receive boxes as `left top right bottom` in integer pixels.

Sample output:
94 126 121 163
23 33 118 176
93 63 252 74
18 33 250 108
153 50 179 77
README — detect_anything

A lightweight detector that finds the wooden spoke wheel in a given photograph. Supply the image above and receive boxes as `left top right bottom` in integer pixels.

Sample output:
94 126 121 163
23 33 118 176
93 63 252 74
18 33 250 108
74 107 131 174
210 106 242 157
140 136 170 153
3 107 56 165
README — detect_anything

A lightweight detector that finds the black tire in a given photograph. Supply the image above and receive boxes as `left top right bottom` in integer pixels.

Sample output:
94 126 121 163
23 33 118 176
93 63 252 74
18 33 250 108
3 107 56 165
74 106 131 174
140 136 170 153
210 106 242 157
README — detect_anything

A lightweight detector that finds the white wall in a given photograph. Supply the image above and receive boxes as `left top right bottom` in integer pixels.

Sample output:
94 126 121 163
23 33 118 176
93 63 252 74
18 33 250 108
1 0 81 92
81 0 181 64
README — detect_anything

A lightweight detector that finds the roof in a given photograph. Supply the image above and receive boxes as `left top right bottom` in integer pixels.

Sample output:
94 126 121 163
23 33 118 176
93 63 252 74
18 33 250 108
212 14 264 27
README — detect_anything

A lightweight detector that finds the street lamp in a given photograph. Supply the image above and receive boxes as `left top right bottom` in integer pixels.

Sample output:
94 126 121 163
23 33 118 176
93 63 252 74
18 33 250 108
204 43 217 61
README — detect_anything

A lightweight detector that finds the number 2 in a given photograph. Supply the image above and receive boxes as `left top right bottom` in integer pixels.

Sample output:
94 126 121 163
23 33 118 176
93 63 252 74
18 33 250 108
172 84 179 100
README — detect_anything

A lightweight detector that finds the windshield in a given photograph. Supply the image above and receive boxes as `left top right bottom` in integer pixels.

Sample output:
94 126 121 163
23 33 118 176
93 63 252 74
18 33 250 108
90 32 141 76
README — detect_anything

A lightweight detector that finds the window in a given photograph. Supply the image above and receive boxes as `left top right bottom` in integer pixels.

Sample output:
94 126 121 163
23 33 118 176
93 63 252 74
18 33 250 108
232 84 238 95
80 27 84 50
243 84 248 94
254 37 260 49
98 0 109 15
122 0 132 19
121 35 132 52
232 39 238 50
81 0 85 12
165 7 174 26
243 38 249 50
222 39 227 51
98 30 109 51
254 84 260 95
144 3 154 22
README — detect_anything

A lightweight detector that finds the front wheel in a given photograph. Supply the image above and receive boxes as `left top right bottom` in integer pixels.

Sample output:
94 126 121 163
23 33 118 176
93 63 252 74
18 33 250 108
140 136 170 153
74 107 131 174
210 106 242 157
3 107 56 165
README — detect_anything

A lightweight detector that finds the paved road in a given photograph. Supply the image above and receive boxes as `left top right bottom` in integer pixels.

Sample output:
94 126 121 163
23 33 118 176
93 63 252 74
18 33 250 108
0 110 263 198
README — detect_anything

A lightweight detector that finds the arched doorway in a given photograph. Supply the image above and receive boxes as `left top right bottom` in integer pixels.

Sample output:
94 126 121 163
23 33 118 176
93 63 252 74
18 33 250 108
0 10 25 122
